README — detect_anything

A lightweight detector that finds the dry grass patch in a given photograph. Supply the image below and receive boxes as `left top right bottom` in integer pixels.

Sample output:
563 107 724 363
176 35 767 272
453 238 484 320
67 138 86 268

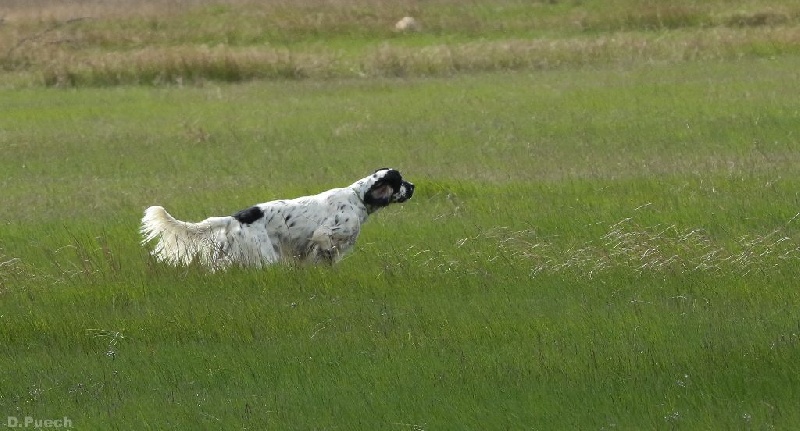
40 46 342 86
2 0 800 86
16 26 800 86
363 27 800 76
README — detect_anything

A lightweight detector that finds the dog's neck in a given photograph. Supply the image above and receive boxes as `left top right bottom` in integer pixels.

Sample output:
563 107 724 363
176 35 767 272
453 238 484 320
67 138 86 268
348 183 381 215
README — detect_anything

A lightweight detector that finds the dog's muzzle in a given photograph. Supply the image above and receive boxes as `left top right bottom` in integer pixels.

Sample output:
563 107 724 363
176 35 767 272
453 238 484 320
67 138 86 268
393 181 415 203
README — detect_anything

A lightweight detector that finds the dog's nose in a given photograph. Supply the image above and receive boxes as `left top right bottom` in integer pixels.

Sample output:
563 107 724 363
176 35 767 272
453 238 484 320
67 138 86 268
393 181 414 203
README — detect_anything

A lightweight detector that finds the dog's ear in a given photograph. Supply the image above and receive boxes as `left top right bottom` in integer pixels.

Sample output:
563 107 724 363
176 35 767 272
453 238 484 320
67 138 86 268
364 172 398 207
367 184 394 202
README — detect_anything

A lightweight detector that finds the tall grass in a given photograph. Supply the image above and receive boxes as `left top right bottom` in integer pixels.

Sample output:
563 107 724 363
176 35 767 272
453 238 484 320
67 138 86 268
3 55 800 427
472 216 800 277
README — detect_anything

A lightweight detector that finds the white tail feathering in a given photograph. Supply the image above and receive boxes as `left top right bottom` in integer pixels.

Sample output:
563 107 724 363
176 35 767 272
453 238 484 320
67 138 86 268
140 206 279 270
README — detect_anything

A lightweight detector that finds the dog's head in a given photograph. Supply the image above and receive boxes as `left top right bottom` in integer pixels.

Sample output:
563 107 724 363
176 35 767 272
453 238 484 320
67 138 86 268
353 168 414 212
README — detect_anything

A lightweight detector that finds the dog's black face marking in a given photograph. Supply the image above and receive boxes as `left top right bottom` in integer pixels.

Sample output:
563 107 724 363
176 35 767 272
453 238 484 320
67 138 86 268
233 206 265 225
364 168 414 209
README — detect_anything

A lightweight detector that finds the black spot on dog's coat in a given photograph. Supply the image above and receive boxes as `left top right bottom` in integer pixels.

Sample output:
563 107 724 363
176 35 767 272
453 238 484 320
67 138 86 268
233 206 265 225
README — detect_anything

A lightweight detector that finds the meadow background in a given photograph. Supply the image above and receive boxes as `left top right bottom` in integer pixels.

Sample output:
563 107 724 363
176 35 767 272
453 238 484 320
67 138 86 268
2 0 800 429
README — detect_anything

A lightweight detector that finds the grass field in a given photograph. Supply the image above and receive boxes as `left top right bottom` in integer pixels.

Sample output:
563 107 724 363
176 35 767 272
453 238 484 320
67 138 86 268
2 0 800 429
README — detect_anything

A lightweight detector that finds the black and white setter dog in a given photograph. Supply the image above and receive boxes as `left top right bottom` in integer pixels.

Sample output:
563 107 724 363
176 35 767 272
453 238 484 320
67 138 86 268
141 168 414 269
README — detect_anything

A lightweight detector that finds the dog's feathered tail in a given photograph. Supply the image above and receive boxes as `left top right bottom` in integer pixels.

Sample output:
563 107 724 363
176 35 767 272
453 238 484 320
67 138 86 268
140 206 279 270
141 206 212 267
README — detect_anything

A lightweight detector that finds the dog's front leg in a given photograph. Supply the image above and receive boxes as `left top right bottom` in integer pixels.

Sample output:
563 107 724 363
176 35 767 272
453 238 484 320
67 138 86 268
310 211 362 264
310 227 337 265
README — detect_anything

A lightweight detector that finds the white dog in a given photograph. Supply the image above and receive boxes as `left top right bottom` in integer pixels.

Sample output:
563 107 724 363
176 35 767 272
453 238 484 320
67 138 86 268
140 168 414 270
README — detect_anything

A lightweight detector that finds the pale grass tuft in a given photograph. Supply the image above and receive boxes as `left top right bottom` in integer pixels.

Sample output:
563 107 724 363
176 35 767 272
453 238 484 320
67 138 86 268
416 217 800 278
0 253 31 293
86 328 126 359
529 218 799 277
394 16 420 32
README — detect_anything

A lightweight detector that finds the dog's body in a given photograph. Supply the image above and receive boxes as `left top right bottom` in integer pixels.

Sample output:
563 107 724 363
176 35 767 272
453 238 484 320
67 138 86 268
141 169 414 270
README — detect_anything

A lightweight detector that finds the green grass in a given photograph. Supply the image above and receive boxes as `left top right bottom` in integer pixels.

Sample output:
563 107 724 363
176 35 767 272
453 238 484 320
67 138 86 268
2 2 800 426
